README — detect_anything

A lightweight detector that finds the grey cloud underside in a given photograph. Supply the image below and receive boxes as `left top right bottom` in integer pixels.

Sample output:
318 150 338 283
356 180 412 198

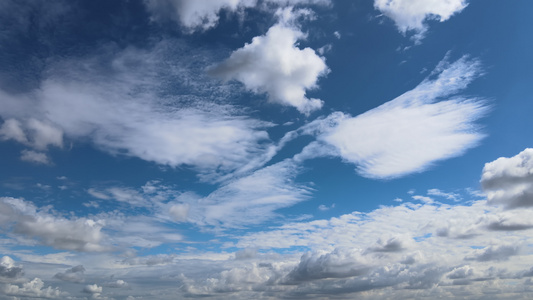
481 148 533 209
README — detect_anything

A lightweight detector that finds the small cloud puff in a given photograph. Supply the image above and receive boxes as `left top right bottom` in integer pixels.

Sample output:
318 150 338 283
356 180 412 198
209 10 329 115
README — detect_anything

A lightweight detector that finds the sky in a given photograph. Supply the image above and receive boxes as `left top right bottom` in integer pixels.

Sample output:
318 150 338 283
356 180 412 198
0 0 533 299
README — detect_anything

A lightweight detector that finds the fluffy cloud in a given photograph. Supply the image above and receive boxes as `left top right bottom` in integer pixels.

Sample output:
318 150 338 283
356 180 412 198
209 16 329 114
297 55 487 179
285 248 369 282
2 278 65 298
0 197 108 252
83 284 103 293
374 0 468 40
0 256 23 279
481 148 533 209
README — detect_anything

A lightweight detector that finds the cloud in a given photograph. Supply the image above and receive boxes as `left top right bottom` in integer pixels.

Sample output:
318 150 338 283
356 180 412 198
465 244 520 262
298 55 488 179
0 42 274 179
83 283 103 299
2 277 65 298
0 256 23 279
481 148 533 209
144 0 330 31
0 118 63 150
88 187 150 208
374 0 468 41
104 279 128 288
427 188 461 202
20 150 52 165
0 119 27 144
209 12 329 115
0 197 108 252
285 248 369 282
122 254 176 266
54 265 85 283
367 236 410 253
186 159 312 228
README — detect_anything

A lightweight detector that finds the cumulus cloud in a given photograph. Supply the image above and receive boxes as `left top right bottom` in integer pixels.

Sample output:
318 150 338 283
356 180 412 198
481 148 533 209
54 265 85 283
0 197 108 252
0 256 23 279
83 283 103 297
2 277 65 298
285 248 369 282
374 0 468 41
209 12 329 115
298 55 487 178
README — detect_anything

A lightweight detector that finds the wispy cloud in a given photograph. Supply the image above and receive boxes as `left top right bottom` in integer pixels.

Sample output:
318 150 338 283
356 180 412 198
0 41 277 179
296 55 488 179
144 0 330 31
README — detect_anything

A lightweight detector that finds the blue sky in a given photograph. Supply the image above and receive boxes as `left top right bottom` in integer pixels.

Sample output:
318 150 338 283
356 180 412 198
1 0 533 299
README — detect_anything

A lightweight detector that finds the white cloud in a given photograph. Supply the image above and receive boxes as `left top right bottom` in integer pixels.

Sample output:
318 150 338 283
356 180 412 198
83 283 103 298
104 279 128 288
285 248 369 282
209 16 329 115
0 119 27 144
40 79 271 175
168 203 190 222
298 55 488 179
0 197 108 252
20 150 52 165
20 149 52 165
144 0 330 31
2 277 65 298
427 188 461 202
481 148 533 209
0 118 63 150
374 0 468 41
0 42 274 178
0 256 23 279
318 203 334 211
186 159 312 228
